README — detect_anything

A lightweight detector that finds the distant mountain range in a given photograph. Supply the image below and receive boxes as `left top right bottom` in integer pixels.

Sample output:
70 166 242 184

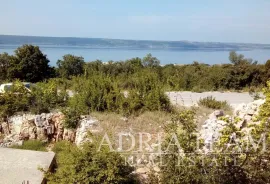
1 35 270 51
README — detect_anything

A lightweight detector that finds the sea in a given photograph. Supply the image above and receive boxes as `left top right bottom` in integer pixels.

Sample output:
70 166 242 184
0 44 269 66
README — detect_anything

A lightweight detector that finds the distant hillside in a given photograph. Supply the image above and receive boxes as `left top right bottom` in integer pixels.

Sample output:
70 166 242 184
1 35 270 51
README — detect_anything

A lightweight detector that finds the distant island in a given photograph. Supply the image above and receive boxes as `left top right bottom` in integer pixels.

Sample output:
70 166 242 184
1 35 270 51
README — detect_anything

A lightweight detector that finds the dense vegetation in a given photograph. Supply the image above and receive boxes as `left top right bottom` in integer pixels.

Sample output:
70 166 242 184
159 83 270 183
1 45 270 183
1 45 270 91
1 44 269 126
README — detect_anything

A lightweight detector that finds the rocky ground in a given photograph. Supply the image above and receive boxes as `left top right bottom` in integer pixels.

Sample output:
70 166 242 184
200 99 265 147
166 91 260 107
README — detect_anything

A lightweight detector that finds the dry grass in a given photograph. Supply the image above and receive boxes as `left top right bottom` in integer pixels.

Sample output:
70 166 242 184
91 111 171 152
92 111 170 134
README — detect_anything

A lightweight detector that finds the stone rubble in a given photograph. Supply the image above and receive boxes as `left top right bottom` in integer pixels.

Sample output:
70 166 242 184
200 99 265 147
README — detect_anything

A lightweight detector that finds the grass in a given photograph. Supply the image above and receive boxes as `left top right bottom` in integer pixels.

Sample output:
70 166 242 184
11 140 47 151
91 111 171 152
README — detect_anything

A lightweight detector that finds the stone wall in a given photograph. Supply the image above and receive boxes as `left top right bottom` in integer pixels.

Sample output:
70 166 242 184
0 112 100 147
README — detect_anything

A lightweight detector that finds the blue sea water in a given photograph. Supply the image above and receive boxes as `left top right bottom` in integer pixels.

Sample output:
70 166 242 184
0 44 269 66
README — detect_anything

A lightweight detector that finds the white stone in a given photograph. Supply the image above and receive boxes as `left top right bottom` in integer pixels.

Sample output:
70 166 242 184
75 116 99 146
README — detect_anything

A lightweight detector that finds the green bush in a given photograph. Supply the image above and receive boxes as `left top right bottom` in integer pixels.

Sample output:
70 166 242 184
11 140 47 151
30 80 67 114
62 107 81 129
0 80 67 117
45 138 136 183
0 81 31 117
65 74 172 122
198 96 230 110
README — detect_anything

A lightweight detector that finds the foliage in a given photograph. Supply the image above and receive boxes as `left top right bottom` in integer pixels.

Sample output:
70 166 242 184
0 81 31 117
62 107 81 129
259 81 270 122
160 110 206 184
1 45 269 91
8 45 54 82
142 53 160 68
11 140 47 151
45 139 136 184
63 73 171 127
0 80 66 117
30 80 67 114
57 54 85 78
0 52 10 82
198 96 230 110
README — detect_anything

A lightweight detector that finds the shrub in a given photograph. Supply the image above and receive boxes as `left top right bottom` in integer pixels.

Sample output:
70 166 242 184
11 140 47 151
0 81 31 117
198 96 230 110
45 137 136 183
30 80 67 114
62 107 81 129
160 110 205 183
66 74 172 118
0 80 67 117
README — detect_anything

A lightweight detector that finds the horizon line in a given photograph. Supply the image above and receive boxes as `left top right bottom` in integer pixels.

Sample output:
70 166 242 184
0 34 269 46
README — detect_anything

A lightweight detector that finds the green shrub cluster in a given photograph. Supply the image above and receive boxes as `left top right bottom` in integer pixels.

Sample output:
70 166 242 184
45 140 137 184
198 96 230 110
63 73 171 128
0 80 66 118
0 81 32 117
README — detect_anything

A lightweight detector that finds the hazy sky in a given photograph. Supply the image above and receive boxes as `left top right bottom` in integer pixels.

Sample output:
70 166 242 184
1 0 270 43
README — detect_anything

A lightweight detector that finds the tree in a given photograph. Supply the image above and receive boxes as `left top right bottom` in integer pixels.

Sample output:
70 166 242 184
8 45 52 82
142 53 160 67
57 54 85 78
0 52 10 82
229 51 255 65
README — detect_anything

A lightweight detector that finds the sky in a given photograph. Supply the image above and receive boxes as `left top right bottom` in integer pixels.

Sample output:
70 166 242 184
0 0 270 44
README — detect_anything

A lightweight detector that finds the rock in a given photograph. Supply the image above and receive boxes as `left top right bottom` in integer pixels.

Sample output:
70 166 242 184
214 110 224 117
253 99 265 107
75 116 99 146
36 127 47 140
217 120 227 126
63 129 76 142
247 109 255 116
53 113 65 142
1 122 10 135
201 112 227 146
244 115 252 122
234 103 247 116
136 167 150 174
20 119 37 140
120 117 128 122
153 166 160 172
208 113 217 120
